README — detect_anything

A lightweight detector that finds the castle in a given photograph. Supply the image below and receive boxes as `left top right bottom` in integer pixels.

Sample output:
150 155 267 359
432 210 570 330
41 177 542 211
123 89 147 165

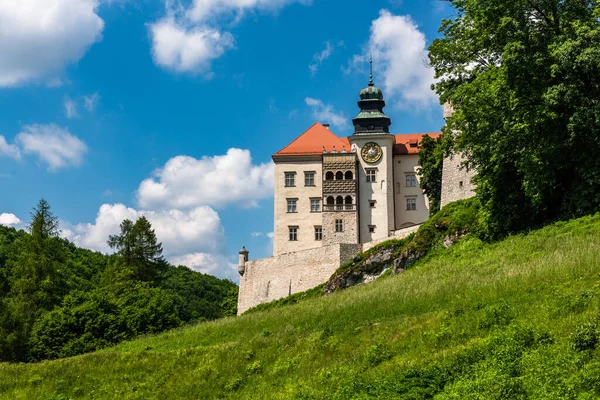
237 69 475 314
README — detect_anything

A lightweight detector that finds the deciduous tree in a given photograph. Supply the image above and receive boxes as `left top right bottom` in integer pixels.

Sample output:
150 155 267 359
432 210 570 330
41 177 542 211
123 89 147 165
429 0 600 238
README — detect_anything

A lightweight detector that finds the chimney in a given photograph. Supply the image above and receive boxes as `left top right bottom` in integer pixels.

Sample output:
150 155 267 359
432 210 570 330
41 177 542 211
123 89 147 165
323 124 330 130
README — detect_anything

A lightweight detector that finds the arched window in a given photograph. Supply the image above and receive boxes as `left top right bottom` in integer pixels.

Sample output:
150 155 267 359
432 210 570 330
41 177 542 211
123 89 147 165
345 196 353 210
336 171 344 180
336 196 344 205
326 171 334 181
336 196 344 211
345 171 353 180
327 196 335 205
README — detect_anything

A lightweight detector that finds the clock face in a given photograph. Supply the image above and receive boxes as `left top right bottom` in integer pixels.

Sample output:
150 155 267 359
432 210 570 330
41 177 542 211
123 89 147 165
361 142 383 163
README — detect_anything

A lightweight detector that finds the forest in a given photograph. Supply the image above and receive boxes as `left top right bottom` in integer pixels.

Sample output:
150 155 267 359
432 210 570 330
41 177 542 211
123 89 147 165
0 200 238 362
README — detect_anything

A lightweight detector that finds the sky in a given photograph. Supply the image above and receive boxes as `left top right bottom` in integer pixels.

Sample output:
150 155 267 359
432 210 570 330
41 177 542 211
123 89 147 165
0 0 454 281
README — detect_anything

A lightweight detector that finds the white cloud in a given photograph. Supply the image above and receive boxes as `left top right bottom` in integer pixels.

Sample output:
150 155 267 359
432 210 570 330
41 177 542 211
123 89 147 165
64 96 79 119
149 17 235 75
171 253 237 279
0 213 21 227
137 148 274 210
305 97 350 130
148 0 310 75
309 41 342 76
63 203 223 253
346 10 437 109
58 146 274 280
186 0 311 23
0 0 104 87
16 124 88 171
83 92 101 112
0 136 21 160
61 203 239 280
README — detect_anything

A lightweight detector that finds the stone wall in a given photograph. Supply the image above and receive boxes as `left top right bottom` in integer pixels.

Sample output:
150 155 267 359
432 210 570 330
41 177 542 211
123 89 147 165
361 224 421 252
323 211 359 246
237 243 361 315
440 153 476 207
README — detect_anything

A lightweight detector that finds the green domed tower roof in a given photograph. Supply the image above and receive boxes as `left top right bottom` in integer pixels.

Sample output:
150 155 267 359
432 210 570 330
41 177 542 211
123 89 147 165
352 58 391 136
359 83 384 101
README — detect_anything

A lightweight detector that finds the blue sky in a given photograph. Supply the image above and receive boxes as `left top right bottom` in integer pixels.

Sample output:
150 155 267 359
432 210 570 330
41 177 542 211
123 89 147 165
0 0 452 281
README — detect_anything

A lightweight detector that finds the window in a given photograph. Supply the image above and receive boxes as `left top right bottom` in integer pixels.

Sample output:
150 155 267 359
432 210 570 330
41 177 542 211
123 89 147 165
366 169 377 182
406 174 417 187
459 181 464 189
335 219 344 232
406 198 417 211
369 200 376 208
285 172 295 187
310 198 321 212
345 171 354 180
336 171 344 180
289 226 298 241
369 225 376 233
287 199 297 213
325 171 334 181
305 172 315 186
314 226 323 241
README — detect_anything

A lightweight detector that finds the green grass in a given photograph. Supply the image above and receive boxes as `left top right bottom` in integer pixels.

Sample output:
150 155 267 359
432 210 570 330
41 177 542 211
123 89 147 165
2 214 600 399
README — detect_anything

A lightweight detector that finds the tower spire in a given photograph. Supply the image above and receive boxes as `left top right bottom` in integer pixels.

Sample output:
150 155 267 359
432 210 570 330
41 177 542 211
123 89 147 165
369 53 374 86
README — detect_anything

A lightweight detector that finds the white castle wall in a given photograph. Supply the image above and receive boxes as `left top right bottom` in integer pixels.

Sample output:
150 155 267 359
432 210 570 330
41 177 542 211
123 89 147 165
274 160 324 256
237 243 361 315
361 224 422 252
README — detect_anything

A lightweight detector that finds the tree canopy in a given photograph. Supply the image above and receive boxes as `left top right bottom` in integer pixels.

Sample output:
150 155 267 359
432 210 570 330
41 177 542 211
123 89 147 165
0 200 238 362
418 134 446 216
430 0 600 237
107 216 167 283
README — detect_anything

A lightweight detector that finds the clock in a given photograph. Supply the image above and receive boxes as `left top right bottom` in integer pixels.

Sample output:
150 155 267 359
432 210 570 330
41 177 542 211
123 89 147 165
361 142 382 163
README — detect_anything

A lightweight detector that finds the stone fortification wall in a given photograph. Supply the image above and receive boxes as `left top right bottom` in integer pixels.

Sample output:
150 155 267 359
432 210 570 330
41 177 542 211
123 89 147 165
361 224 422 252
237 243 361 315
440 154 476 207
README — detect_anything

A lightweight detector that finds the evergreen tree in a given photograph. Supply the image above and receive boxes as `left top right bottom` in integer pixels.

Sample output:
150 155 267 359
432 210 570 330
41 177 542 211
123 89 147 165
108 216 167 283
0 200 67 361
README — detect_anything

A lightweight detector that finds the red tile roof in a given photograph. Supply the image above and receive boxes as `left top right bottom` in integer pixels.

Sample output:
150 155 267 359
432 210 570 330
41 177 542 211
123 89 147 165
394 133 441 155
273 123 441 158
273 123 351 156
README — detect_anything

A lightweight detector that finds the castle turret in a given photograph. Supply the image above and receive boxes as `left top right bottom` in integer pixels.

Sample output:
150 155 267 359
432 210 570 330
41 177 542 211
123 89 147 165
352 59 391 136
238 246 249 275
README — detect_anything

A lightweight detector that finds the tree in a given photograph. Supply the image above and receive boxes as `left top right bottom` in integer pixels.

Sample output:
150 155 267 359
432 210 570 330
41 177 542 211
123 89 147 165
107 216 167 283
429 0 600 238
418 134 446 216
1 200 67 361
10 199 67 309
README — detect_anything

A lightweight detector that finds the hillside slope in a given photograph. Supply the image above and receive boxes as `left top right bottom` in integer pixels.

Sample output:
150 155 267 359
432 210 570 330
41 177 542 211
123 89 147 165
2 214 600 399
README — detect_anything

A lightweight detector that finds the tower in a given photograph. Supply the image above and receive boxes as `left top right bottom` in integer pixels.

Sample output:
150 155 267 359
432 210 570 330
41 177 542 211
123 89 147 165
349 59 395 243
238 246 249 275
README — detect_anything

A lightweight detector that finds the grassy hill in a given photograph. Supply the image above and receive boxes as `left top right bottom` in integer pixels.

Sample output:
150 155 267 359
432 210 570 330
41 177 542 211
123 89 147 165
2 213 600 399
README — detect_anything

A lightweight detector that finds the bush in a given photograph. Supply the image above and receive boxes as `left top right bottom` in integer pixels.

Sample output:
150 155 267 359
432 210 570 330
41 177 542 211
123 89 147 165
571 322 598 352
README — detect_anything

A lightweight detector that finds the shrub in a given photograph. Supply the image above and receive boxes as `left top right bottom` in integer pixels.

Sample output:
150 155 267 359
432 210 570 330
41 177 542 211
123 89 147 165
571 322 598 352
